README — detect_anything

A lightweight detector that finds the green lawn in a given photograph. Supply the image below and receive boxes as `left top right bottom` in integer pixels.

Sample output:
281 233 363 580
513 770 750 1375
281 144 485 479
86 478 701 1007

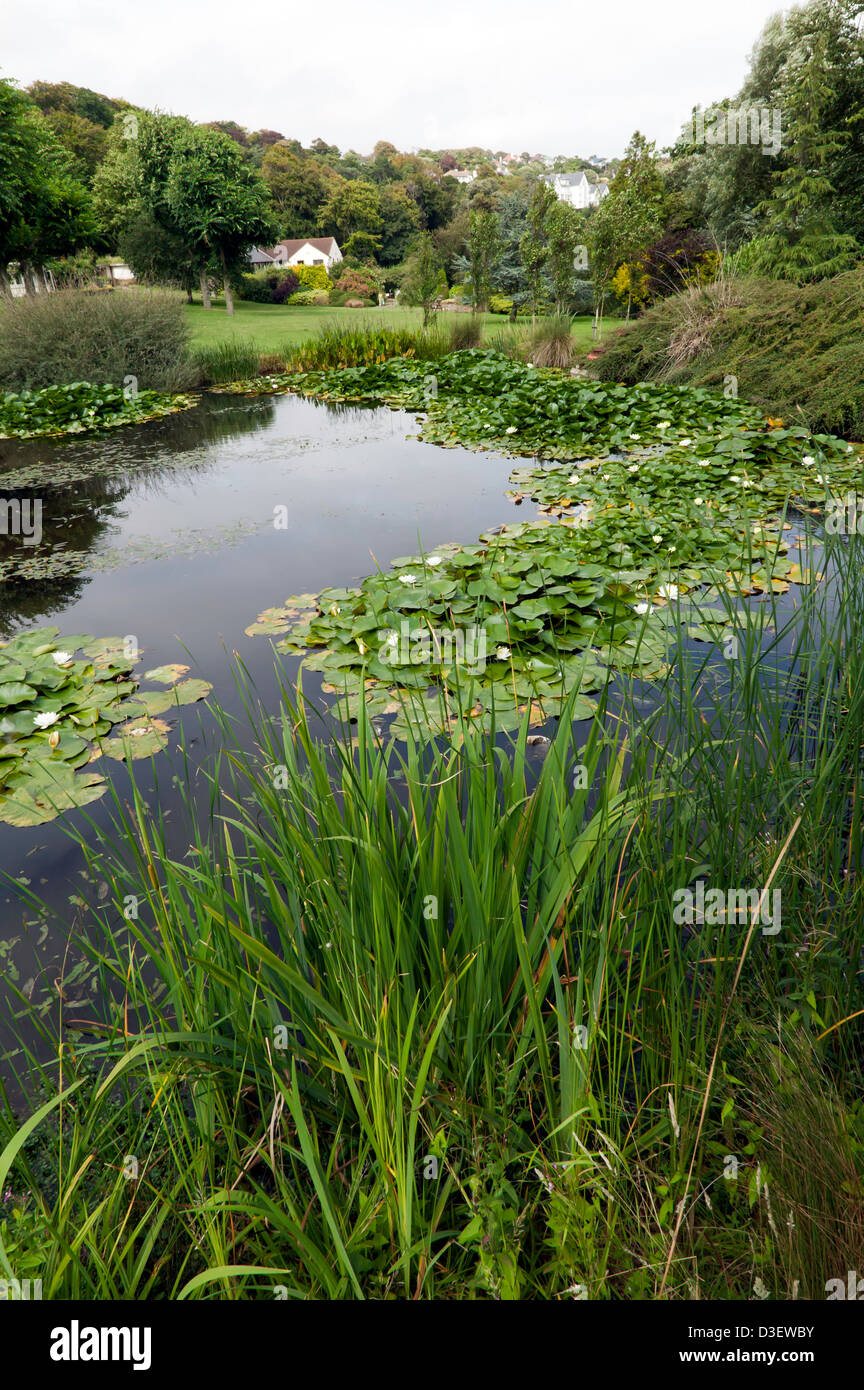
184 299 617 354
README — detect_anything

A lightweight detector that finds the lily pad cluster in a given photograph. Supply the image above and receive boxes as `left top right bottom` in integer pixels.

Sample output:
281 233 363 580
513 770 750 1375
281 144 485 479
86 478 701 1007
246 525 679 737
0 382 197 439
241 351 862 739
0 629 211 825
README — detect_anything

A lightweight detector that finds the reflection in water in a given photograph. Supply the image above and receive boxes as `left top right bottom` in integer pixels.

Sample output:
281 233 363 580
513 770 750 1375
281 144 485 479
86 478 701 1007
0 396 278 631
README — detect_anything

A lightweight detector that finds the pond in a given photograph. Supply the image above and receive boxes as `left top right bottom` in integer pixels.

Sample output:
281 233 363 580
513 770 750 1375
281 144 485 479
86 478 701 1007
0 391 532 1057
0 388 828 1076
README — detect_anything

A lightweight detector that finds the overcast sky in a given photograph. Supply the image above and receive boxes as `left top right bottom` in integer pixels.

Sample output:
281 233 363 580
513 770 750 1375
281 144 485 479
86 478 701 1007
5 0 787 158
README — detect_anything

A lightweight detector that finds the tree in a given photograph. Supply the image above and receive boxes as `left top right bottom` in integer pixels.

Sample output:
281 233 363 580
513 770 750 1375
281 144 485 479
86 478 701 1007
519 180 556 318
588 132 666 325
163 124 277 313
322 180 382 258
261 145 329 235
736 11 860 281
466 207 501 311
377 184 421 265
545 200 585 313
0 78 93 295
401 232 442 326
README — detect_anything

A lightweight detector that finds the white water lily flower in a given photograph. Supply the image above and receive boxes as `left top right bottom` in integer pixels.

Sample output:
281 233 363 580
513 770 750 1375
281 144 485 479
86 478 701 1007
657 421 671 430
399 573 417 586
629 433 640 440
568 474 580 483
628 464 640 473
601 473 611 482
33 711 60 730
679 438 692 446
505 426 518 434
356 639 368 656
658 583 680 601
495 646 512 660
694 497 705 506
329 603 341 616
51 650 73 666
846 444 854 453
802 455 815 466
426 555 443 566
742 480 753 488
668 545 677 552
633 602 654 615
730 475 741 483
652 534 663 543
697 460 711 467
526 363 535 369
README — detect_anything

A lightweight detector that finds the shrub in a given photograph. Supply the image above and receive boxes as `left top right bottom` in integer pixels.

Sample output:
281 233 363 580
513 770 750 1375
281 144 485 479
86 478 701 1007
238 269 300 304
287 323 450 371
329 289 375 307
291 264 331 292
449 315 483 350
528 316 575 369
488 294 514 314
591 268 864 437
330 263 381 300
0 287 195 392
289 289 330 306
192 339 262 386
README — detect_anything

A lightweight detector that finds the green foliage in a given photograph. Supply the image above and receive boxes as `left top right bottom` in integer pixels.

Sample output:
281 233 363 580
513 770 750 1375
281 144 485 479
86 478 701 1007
592 268 864 437
0 287 196 392
289 289 330 306
488 294 514 314
0 77 94 279
0 629 210 825
291 264 330 292
401 232 443 326
467 207 502 311
191 339 264 385
0 381 195 438
6 535 864 1294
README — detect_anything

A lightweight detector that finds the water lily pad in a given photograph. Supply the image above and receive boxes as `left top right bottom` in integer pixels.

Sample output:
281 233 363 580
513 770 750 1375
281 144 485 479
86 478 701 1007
144 663 190 684
100 718 171 760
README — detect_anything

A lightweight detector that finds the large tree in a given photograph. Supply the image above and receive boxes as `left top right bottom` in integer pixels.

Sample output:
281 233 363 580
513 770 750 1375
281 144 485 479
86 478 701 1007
0 78 93 295
163 123 277 313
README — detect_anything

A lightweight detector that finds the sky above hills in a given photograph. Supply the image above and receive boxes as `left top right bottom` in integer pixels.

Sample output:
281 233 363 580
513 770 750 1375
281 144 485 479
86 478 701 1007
5 0 787 158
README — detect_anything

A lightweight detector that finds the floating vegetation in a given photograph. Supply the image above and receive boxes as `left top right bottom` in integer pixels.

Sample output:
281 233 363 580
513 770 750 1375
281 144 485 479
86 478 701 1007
0 629 212 825
0 382 198 440
242 352 863 738
0 518 269 585
245 523 745 739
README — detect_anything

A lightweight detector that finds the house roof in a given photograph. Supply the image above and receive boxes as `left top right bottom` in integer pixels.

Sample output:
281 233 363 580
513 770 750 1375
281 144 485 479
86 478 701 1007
273 237 338 256
548 171 589 187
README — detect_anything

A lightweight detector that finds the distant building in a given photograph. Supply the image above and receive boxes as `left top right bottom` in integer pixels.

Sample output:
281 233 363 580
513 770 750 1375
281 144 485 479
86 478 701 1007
95 259 135 285
7 263 56 297
444 168 477 184
543 171 609 209
249 237 343 271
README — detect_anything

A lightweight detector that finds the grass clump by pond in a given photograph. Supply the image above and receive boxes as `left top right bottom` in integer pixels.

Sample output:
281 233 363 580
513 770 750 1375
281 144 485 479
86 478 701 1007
0 287 197 394
3 532 864 1298
591 269 864 439
0 629 211 825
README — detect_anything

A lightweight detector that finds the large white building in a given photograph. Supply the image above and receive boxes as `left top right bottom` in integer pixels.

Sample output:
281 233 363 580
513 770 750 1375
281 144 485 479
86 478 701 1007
544 171 609 209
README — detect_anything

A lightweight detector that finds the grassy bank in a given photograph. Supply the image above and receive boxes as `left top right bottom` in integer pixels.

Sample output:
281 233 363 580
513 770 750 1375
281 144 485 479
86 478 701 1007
3 529 864 1299
184 300 614 354
591 270 864 439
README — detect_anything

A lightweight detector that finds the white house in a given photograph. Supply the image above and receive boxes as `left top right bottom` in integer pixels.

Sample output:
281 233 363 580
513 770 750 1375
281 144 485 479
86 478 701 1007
274 237 343 270
544 171 609 209
248 237 343 272
444 168 477 184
